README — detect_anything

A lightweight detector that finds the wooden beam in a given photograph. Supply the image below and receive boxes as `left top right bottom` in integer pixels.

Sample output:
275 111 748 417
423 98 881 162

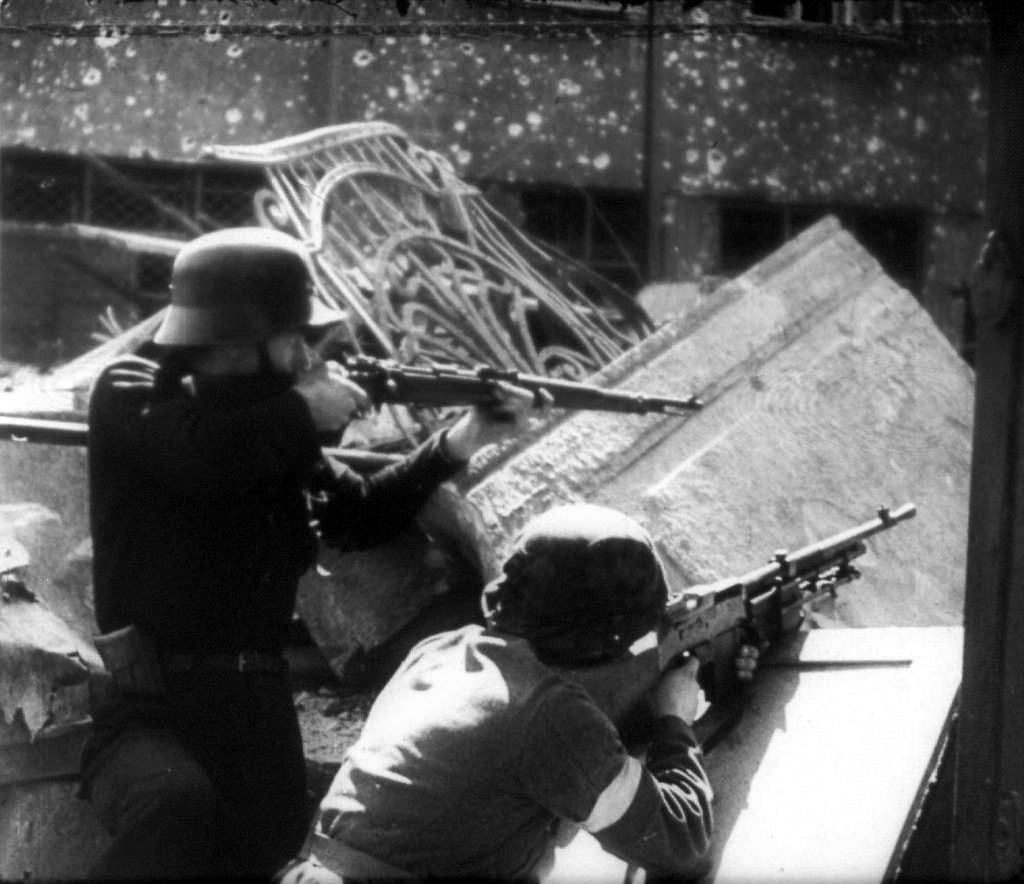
951 4 1024 880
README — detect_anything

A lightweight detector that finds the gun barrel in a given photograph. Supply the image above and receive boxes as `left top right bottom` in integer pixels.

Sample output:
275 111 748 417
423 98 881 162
0 417 89 446
723 503 916 592
345 358 702 415
481 368 703 414
785 502 916 569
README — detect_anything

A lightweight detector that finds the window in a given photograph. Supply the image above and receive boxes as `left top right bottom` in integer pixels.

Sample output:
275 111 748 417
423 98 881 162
0 148 263 235
749 1 902 27
720 199 923 292
1 153 82 223
482 183 647 293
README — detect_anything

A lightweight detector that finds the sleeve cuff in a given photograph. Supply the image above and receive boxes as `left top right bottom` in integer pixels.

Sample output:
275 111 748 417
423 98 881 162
436 427 468 466
651 714 701 748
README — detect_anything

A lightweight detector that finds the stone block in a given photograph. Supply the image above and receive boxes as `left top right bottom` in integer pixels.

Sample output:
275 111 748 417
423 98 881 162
465 216 971 628
0 440 94 637
0 780 109 881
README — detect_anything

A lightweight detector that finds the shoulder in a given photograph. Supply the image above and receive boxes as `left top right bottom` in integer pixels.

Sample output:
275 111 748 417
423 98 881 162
527 675 619 741
517 670 627 815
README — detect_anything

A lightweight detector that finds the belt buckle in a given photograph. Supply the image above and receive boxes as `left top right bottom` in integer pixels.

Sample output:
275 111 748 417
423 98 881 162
236 651 261 673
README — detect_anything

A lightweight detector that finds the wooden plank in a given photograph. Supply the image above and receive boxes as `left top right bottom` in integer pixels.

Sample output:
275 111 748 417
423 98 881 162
708 627 961 884
545 627 963 884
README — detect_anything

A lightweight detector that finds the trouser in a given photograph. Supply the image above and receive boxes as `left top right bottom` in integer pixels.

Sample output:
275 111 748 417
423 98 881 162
80 668 309 880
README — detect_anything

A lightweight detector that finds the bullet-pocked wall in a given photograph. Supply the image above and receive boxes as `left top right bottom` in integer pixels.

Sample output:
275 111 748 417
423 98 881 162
0 0 988 352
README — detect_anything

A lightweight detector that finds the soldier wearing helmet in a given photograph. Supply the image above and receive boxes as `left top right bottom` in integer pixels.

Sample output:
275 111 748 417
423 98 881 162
291 504 758 883
80 227 539 881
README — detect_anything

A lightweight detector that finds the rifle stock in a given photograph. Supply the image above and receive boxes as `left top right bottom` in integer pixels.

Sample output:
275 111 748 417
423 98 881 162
0 417 89 447
564 504 916 739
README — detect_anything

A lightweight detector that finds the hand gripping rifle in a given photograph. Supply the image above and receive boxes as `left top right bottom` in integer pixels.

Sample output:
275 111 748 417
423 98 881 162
0 357 702 453
566 503 917 742
340 356 702 414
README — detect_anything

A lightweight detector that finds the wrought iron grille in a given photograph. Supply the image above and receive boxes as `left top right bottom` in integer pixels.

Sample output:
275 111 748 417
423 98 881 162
208 122 653 381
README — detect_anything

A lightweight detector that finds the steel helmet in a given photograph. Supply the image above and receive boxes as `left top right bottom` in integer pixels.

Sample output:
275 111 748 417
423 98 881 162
154 227 344 346
481 504 669 665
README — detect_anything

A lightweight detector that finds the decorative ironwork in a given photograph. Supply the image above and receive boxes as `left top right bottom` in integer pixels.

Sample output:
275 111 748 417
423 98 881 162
207 122 652 381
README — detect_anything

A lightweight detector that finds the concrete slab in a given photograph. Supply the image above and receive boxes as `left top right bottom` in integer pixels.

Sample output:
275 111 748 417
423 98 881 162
545 626 964 884
463 215 971 628
299 215 972 677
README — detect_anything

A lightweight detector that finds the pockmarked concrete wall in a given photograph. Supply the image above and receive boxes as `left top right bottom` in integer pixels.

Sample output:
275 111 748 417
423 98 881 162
0 1 985 211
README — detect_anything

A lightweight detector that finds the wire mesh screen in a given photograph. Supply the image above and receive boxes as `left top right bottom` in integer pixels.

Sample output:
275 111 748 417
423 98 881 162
1 149 263 235
2 156 82 223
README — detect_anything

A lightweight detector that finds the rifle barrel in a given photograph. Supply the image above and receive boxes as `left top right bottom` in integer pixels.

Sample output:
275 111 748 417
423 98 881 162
786 502 916 566
0 417 89 446
344 359 703 415
727 503 916 591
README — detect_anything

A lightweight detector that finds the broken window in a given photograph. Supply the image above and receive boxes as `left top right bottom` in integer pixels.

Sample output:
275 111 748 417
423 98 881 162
503 184 647 293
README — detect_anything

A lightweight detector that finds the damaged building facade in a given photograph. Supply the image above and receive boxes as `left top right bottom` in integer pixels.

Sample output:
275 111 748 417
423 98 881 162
1 0 988 364
0 0 987 879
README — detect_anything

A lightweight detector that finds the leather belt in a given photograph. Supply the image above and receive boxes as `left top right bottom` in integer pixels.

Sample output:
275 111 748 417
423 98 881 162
310 833 413 880
163 651 288 675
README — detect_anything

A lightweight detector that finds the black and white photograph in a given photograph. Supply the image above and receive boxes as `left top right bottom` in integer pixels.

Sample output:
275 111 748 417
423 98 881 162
0 2 1016 882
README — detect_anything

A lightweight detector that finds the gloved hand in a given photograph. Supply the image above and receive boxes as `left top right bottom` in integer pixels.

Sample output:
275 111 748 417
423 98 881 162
93 624 167 696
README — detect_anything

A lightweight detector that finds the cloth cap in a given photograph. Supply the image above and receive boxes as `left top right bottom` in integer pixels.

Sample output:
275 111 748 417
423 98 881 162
481 504 669 665
154 227 344 346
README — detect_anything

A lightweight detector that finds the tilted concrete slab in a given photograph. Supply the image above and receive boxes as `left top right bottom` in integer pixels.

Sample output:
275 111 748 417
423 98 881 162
465 214 971 625
299 215 972 678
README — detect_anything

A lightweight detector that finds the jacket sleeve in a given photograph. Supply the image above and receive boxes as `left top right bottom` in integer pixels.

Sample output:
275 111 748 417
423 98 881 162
589 715 714 879
310 430 467 548
89 358 323 501
519 683 713 879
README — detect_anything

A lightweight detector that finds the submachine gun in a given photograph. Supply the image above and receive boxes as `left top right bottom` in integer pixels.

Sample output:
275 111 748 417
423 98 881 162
0 356 703 454
569 503 917 742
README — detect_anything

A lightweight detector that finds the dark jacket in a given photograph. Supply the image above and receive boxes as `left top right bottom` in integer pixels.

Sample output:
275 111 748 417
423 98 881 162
88 354 464 655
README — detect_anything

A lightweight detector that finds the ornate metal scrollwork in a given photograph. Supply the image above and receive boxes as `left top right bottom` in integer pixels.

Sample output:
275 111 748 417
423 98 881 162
209 122 652 378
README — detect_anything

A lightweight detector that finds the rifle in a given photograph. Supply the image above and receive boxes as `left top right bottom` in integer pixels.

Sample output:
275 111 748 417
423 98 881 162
0 357 701 451
566 503 917 742
341 356 702 414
